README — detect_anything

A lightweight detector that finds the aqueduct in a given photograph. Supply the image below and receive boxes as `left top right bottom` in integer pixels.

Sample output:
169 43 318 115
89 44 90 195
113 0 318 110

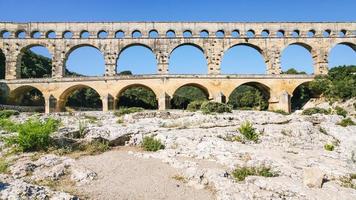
0 22 355 113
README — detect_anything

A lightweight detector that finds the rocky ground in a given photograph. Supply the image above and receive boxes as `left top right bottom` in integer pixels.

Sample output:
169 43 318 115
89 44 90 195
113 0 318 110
0 108 355 200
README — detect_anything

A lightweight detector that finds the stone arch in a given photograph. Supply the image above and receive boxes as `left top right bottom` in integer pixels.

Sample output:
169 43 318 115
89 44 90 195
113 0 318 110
227 81 270 110
64 44 105 76
168 43 207 74
8 85 46 112
170 83 210 99
221 43 266 74
16 44 54 78
328 42 356 68
116 84 158 109
290 81 316 111
58 84 103 111
280 42 314 74
170 83 210 109
116 43 157 74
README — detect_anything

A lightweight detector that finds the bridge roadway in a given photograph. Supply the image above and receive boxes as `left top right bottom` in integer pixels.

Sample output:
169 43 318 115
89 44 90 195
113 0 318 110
0 74 314 113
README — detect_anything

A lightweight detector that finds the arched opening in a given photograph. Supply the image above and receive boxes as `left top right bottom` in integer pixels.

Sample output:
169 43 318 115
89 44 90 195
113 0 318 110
18 45 52 78
61 85 102 111
98 30 108 38
116 85 158 109
277 30 285 37
63 31 73 39
0 49 5 79
46 31 56 39
1 30 11 38
132 30 142 38
116 44 157 75
149 30 159 38
31 31 41 38
183 30 192 38
329 43 356 69
307 30 315 37
246 30 255 38
16 30 26 39
7 86 45 112
216 30 225 38
291 82 318 111
171 84 209 109
228 82 270 110
323 30 331 37
166 30 176 38
80 31 90 38
261 30 269 37
169 44 207 74
291 30 300 37
200 30 209 38
65 45 105 76
115 30 125 38
221 44 266 74
231 30 240 37
281 44 313 74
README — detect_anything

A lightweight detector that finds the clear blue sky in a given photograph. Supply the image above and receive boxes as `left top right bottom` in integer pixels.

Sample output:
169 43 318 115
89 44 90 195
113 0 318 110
1 0 355 75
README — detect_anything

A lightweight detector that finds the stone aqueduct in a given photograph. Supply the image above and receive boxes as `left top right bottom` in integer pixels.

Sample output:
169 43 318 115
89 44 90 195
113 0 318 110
0 22 355 113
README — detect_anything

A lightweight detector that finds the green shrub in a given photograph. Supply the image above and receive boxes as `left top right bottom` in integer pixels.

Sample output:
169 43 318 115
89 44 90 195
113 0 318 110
337 118 355 127
5 118 60 152
335 106 347 117
0 118 17 132
142 136 164 152
232 166 277 181
0 158 9 174
324 143 335 151
0 110 19 119
302 107 330 115
200 102 232 114
238 121 259 142
186 100 207 112
114 107 144 116
272 109 289 115
79 140 110 155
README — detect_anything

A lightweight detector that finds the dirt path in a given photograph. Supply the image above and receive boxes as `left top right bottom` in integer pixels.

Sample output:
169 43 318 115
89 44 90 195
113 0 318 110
75 148 215 200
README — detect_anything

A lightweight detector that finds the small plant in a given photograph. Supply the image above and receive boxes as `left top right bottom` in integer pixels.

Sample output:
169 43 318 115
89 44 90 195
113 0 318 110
79 140 110 155
324 143 334 151
319 127 328 135
232 166 277 181
337 118 355 127
334 106 347 117
114 107 144 116
186 100 207 112
200 101 232 114
238 121 259 142
340 174 356 190
0 118 17 132
5 118 60 152
142 136 164 152
84 115 98 123
116 118 124 124
78 119 87 138
272 109 289 115
302 107 330 115
172 175 187 183
0 158 9 174
0 110 19 119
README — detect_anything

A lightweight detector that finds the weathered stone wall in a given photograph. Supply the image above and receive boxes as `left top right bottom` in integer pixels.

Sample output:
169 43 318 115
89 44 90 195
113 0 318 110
0 22 355 79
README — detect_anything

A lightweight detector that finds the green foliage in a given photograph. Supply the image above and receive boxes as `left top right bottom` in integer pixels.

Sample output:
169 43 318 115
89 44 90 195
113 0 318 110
232 166 277 181
78 140 110 155
0 118 17 132
117 70 133 75
171 86 208 109
291 83 314 110
282 68 307 74
5 118 60 152
118 87 158 109
238 121 259 142
200 101 232 114
272 109 289 115
142 136 164 152
337 118 355 127
324 143 334 151
186 100 207 112
309 65 356 101
20 49 52 78
228 85 268 110
334 106 347 117
0 158 9 174
0 110 19 119
66 88 102 109
114 107 144 116
302 107 330 115
340 174 356 190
